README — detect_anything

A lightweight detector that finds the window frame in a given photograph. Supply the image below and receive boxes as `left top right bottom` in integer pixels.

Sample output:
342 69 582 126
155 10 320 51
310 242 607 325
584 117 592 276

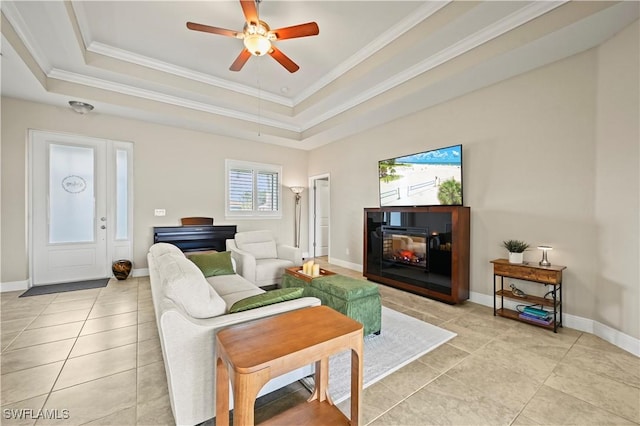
225 159 283 219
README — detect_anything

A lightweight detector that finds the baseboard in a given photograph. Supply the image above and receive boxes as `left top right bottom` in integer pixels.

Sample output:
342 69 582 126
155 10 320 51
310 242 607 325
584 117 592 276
469 291 639 357
132 268 149 278
328 257 362 273
0 279 29 293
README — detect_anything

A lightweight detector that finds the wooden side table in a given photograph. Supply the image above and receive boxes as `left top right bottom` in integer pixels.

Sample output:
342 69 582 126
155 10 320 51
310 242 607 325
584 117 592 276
215 305 364 426
491 259 566 332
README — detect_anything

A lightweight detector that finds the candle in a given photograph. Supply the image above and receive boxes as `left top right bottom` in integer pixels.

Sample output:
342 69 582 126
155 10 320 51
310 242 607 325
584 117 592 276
312 264 320 277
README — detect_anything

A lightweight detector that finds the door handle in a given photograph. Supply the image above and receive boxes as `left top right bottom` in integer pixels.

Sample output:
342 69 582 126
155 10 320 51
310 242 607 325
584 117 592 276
100 217 106 221
100 225 106 229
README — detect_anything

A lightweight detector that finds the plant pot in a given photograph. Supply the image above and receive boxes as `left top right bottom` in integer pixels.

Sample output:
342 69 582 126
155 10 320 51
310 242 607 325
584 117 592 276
508 252 524 264
112 260 132 280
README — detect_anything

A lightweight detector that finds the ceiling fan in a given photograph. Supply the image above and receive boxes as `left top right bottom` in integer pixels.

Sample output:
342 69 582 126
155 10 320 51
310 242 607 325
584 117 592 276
186 0 319 73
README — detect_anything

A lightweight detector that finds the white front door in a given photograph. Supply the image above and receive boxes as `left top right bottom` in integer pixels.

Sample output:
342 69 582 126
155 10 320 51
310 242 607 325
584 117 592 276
31 131 109 285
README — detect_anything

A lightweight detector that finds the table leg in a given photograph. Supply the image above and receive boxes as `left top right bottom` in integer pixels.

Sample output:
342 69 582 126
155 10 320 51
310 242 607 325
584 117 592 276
216 356 230 426
232 368 271 426
350 340 363 426
308 358 332 404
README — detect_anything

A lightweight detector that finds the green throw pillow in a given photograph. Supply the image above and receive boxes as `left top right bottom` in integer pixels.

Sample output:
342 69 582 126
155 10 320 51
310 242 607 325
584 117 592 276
188 251 235 277
229 288 305 313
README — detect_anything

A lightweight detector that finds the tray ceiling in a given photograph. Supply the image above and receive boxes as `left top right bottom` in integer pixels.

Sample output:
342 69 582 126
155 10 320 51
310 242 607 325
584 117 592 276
1 1 637 149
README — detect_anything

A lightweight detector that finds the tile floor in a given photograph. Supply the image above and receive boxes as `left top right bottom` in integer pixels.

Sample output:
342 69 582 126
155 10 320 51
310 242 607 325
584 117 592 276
1 259 638 425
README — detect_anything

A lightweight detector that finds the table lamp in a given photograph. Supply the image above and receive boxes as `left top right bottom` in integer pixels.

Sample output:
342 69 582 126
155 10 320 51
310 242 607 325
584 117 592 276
537 246 552 267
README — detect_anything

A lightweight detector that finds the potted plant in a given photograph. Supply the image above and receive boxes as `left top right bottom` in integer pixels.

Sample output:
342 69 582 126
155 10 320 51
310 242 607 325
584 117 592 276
502 240 529 264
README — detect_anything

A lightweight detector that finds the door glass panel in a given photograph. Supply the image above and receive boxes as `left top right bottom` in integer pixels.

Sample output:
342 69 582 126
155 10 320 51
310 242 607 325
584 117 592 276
49 144 95 243
116 149 128 240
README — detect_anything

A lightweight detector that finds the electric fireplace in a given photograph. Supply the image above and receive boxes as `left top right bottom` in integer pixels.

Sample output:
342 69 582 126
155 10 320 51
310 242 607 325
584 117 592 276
381 226 428 269
364 206 470 304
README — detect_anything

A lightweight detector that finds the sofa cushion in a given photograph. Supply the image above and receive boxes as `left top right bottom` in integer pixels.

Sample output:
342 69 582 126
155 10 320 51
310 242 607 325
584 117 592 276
159 254 226 318
235 230 278 259
228 288 305 313
149 242 184 258
188 251 235 277
206 274 263 297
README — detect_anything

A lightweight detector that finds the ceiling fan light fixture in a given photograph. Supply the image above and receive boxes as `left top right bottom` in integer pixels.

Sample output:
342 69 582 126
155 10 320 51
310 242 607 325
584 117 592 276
243 34 271 56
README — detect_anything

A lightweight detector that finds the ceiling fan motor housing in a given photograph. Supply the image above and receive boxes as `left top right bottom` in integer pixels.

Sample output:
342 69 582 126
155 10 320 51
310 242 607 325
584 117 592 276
243 21 272 56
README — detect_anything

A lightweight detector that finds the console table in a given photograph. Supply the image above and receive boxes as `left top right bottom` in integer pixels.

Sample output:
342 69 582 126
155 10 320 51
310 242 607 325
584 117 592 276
153 225 236 252
215 306 363 426
491 259 566 332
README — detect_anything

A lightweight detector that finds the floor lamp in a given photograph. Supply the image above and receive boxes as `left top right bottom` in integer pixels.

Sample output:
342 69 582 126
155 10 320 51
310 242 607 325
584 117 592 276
290 186 304 248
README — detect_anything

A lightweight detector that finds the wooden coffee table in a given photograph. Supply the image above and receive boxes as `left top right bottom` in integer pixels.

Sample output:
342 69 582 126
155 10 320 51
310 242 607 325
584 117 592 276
215 305 363 426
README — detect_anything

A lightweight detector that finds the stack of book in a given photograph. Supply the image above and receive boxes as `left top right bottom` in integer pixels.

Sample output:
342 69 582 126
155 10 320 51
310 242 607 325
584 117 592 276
518 306 553 325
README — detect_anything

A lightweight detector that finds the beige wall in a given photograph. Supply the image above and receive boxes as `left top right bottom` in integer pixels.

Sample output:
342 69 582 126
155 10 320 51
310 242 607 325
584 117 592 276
0 99 309 282
309 22 639 339
594 21 639 338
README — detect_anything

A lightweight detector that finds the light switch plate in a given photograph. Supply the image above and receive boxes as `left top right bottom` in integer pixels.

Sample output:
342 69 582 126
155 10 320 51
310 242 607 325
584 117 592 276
154 209 166 216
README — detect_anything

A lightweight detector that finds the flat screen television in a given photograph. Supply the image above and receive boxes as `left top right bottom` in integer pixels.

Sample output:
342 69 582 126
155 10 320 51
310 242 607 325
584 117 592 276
379 144 462 207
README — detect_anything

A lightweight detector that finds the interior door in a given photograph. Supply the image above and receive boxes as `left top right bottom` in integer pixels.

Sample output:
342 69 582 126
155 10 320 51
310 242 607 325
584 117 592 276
31 131 109 285
314 178 330 257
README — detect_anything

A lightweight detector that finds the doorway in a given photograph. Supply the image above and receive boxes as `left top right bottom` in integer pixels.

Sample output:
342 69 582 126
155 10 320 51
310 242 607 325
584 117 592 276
30 130 133 286
308 174 330 259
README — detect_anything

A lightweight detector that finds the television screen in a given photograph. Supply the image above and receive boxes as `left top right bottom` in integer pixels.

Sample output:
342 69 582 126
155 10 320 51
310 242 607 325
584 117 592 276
379 144 462 207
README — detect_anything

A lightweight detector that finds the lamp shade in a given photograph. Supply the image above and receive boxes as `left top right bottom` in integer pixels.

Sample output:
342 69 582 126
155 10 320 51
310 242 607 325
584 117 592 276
290 186 305 195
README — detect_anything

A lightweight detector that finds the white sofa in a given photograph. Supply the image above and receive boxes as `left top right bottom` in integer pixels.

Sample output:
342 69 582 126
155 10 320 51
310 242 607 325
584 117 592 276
147 243 320 425
226 230 301 288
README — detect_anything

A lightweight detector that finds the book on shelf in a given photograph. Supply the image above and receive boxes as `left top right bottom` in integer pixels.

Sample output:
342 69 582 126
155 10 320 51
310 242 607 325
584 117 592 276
523 306 551 318
519 312 552 325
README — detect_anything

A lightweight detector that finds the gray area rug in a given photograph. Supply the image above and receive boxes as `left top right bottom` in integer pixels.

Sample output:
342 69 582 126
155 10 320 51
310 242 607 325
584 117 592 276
303 306 456 404
19 278 110 297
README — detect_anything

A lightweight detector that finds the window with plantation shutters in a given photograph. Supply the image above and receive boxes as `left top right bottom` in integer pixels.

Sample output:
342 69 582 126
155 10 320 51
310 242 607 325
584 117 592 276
225 159 282 218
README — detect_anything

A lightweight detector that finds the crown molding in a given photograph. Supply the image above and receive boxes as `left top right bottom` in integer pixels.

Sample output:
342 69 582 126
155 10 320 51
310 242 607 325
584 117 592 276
1 3 52 73
292 1 451 105
86 41 294 108
47 68 301 132
302 0 567 130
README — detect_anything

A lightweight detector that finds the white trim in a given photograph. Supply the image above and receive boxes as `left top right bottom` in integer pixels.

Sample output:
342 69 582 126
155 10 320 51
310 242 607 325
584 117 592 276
328 257 362 274
308 173 330 260
0 280 30 293
303 1 567 130
47 69 301 133
132 268 149 278
307 276 639 357
293 1 451 105
1 1 53 73
86 42 293 107
468 291 640 357
224 159 283 219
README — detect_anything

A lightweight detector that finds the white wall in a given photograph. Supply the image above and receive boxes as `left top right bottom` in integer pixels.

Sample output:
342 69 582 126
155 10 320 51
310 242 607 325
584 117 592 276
0 99 309 282
308 22 639 340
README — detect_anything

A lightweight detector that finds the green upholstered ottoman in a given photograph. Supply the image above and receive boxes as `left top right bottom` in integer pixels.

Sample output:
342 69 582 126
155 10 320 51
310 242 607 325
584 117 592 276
281 273 381 335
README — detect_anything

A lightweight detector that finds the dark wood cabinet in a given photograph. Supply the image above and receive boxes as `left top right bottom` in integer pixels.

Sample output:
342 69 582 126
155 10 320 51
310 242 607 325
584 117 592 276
153 225 237 252
363 206 470 304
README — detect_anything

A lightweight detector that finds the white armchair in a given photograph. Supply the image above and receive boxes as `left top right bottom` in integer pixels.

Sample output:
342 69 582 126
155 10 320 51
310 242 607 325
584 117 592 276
226 230 302 288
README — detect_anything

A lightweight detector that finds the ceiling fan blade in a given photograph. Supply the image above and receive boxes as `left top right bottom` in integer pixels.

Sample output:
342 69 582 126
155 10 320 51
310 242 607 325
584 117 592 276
240 0 259 24
268 46 299 73
230 49 252 72
186 22 238 38
271 22 319 40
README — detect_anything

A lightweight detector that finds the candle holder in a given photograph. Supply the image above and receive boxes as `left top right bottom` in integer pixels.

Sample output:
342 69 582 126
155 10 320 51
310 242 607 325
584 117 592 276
537 246 552 267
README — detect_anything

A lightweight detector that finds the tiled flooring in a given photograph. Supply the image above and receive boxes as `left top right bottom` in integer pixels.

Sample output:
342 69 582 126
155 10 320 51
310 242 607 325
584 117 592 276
1 259 638 425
